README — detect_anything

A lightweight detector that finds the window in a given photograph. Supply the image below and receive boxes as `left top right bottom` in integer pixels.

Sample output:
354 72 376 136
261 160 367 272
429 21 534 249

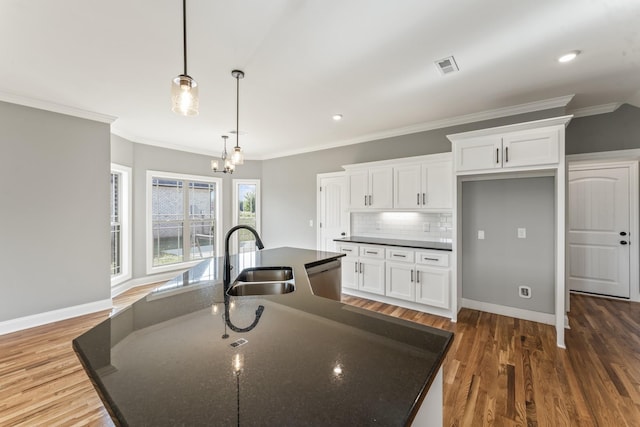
232 179 261 255
147 171 222 273
111 164 131 286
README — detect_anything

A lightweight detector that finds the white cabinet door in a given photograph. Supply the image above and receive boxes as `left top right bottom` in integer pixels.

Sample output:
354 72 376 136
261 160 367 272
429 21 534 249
347 170 368 209
454 136 502 172
502 129 559 169
394 164 422 209
415 266 450 309
386 262 415 301
423 161 452 209
359 259 385 295
341 256 359 290
369 167 393 209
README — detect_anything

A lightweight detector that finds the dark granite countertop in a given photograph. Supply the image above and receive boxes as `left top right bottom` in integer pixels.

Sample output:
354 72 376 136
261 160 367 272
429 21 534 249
73 247 453 426
334 236 453 251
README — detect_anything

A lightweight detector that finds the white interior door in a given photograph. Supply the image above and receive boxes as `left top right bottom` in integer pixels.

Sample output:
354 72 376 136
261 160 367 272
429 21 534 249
568 166 630 298
318 173 348 252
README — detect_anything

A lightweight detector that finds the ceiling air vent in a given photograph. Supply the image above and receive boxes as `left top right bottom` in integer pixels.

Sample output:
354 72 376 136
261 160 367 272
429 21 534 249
435 56 459 75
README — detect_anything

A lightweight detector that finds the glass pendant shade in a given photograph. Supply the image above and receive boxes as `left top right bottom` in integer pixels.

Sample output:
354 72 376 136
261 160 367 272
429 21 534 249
211 159 219 171
231 146 244 165
171 75 199 116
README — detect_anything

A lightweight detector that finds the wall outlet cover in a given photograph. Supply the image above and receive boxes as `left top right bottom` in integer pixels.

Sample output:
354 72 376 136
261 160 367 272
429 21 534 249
518 285 532 298
517 228 527 238
478 230 485 240
423 223 430 232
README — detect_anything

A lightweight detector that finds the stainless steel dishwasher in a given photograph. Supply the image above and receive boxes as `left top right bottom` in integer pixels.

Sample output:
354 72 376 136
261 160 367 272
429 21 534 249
306 259 342 301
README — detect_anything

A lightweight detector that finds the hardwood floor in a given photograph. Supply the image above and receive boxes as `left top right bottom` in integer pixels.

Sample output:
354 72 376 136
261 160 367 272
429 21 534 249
0 289 638 426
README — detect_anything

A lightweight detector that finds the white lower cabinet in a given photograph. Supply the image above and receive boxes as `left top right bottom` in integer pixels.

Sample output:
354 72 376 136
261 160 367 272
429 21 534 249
337 243 385 295
339 242 451 313
385 247 450 310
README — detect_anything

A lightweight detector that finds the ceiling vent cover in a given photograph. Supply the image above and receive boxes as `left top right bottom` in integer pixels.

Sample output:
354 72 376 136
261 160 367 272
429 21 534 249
435 56 459 75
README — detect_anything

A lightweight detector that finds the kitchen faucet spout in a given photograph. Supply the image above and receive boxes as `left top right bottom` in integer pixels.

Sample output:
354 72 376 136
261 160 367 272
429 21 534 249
223 225 265 289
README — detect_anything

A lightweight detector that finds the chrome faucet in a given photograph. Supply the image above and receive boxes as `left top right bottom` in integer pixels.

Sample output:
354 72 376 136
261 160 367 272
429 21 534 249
223 225 265 289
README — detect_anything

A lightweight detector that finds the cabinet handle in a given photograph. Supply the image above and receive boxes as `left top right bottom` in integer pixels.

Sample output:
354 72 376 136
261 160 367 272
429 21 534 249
364 195 367 206
417 193 420 206
423 257 439 261
360 263 364 273
422 193 426 205
410 270 414 282
355 262 358 273
368 195 372 205
393 254 406 258
416 270 420 283
505 146 509 162
496 148 499 164
342 248 352 252
366 251 378 255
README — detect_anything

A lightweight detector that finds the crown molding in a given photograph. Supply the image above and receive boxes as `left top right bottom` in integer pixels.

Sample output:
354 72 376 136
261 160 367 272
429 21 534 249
568 102 622 118
260 95 575 159
0 90 117 124
111 128 224 158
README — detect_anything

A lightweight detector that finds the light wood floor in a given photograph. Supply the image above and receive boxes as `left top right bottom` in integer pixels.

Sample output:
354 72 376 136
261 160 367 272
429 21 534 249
1 289 638 426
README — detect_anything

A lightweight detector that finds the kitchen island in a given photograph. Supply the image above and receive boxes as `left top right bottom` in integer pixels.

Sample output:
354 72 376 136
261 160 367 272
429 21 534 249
73 247 453 426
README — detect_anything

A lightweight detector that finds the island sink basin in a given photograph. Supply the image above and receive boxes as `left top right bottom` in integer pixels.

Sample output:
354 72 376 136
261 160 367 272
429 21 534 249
235 266 293 282
227 266 295 296
227 281 295 296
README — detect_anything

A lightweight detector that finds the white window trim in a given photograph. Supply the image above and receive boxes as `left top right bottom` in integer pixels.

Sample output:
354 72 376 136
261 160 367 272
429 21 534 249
111 163 132 287
232 179 261 254
146 170 223 275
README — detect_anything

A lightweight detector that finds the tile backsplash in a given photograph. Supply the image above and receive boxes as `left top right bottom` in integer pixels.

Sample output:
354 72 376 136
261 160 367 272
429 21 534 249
351 211 452 242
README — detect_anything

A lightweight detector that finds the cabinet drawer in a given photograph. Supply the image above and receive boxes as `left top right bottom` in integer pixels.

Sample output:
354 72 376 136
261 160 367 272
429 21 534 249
416 251 449 267
386 248 415 263
337 243 359 256
360 245 385 259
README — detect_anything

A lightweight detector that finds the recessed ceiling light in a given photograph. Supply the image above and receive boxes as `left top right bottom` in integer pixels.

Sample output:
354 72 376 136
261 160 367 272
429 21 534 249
332 114 343 121
558 50 580 63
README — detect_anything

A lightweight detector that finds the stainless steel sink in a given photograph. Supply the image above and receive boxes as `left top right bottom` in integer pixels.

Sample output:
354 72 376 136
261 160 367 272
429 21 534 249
234 267 293 282
227 281 295 296
227 266 295 296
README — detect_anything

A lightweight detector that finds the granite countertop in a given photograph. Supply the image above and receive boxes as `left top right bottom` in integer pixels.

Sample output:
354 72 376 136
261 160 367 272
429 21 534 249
73 247 453 426
335 236 453 251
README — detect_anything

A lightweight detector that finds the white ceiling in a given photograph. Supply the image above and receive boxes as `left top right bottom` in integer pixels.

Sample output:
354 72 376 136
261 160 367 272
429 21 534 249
2 0 640 159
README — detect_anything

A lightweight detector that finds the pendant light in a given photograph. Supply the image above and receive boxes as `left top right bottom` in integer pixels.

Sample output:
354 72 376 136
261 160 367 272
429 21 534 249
211 136 235 174
171 0 199 116
230 69 245 165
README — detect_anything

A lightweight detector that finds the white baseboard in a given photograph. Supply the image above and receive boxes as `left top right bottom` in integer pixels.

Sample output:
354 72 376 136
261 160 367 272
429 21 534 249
111 271 182 298
0 298 113 336
342 289 453 320
461 298 555 325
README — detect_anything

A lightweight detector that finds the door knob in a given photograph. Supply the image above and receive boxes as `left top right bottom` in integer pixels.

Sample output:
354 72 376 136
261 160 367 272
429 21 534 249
620 231 627 236
620 241 628 245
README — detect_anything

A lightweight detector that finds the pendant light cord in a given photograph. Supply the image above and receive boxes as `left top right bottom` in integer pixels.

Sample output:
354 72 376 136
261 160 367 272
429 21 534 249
235 74 240 149
182 0 187 75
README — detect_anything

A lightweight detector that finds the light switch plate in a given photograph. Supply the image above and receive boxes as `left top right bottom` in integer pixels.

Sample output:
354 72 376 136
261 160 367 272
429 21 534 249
478 230 485 240
517 228 526 238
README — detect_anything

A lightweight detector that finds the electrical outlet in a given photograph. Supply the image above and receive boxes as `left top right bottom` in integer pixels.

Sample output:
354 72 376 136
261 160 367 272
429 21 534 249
423 223 430 232
518 286 532 299
517 228 527 239
309 219 313 227
478 230 485 240
376 221 382 230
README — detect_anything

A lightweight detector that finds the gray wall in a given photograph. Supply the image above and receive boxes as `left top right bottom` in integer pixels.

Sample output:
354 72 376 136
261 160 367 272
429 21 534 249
262 107 565 249
567 103 640 155
0 101 111 321
461 177 556 314
110 136 263 280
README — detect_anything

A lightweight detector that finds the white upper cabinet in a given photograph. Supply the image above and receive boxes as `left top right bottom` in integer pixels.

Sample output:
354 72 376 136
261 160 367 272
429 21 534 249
346 166 393 209
449 116 571 175
345 153 452 211
394 161 452 209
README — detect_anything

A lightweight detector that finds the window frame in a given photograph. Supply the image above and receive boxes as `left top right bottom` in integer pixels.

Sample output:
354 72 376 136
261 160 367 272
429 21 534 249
232 179 261 254
146 170 223 274
111 163 132 287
